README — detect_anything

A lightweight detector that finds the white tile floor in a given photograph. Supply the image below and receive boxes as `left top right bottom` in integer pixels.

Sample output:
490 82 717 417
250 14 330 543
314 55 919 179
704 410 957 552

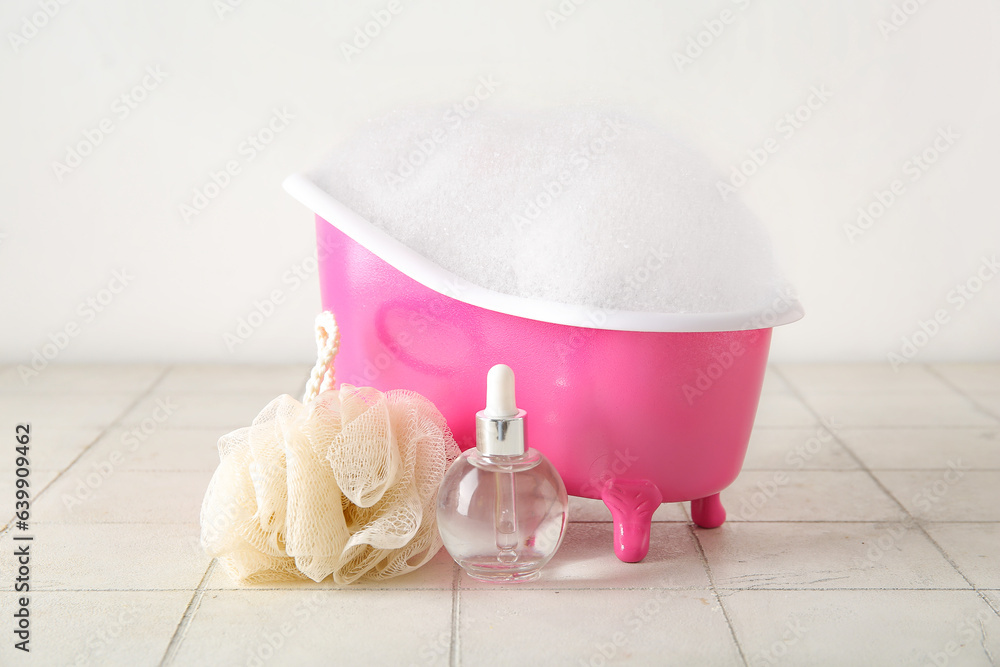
0 363 997 666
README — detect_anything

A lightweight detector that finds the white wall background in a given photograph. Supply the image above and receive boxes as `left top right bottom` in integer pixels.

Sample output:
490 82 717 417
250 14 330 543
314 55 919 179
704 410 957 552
2 0 998 365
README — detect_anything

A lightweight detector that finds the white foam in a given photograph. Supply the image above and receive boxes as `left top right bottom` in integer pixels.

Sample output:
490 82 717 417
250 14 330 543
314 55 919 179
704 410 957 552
311 106 790 315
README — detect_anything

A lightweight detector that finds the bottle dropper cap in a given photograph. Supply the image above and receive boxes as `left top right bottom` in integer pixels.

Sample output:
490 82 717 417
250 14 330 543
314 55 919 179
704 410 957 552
476 364 527 456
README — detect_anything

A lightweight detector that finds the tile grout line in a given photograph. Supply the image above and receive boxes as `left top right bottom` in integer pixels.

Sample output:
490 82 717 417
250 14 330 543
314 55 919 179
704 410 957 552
13 585 999 593
688 524 749 667
160 558 218 666
449 563 461 667
925 365 1000 424
773 365 918 486
905 516 1000 620
20 519 1000 526
772 365 1000 618
980 592 1000 618
0 366 173 536
16 518 1000 529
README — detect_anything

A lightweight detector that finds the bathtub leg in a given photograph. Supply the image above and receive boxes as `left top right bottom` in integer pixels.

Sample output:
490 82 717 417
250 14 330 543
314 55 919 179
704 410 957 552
601 479 663 563
691 493 726 529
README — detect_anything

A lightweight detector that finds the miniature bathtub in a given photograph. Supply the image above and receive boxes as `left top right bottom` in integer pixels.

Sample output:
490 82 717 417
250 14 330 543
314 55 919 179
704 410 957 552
284 174 804 563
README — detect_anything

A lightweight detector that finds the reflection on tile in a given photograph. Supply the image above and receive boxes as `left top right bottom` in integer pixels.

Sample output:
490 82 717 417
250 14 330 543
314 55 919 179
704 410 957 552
568 495 689 522
0 590 191 665
204 547 457 591
699 522 969 590
174 589 453 666
460 589 740 666
875 470 1000 522
460 523 710 591
725 590 1000 667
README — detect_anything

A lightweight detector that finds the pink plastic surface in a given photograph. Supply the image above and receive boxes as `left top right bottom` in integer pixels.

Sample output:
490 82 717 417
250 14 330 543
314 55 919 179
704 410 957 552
316 216 772 562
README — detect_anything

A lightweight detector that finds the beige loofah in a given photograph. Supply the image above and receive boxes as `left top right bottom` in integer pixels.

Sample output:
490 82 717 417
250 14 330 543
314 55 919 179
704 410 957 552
200 313 460 584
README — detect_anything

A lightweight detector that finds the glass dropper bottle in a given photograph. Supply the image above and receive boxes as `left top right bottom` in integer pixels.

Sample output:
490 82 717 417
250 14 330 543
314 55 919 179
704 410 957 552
436 364 569 582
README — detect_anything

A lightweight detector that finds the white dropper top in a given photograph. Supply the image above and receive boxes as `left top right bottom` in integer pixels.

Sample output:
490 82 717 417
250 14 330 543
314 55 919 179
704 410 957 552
484 364 518 418
476 364 526 456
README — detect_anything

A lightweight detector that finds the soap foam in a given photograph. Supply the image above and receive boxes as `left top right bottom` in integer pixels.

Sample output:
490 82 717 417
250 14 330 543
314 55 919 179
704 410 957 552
312 106 789 315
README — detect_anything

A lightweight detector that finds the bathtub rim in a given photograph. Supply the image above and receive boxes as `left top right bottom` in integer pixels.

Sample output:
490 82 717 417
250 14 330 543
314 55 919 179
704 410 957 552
284 172 805 333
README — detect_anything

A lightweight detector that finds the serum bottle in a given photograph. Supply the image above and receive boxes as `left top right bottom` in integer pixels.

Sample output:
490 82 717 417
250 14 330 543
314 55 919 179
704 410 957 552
437 364 568 582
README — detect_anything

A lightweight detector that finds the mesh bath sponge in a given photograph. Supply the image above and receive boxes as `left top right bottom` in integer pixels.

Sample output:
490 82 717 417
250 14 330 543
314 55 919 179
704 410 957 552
200 312 460 584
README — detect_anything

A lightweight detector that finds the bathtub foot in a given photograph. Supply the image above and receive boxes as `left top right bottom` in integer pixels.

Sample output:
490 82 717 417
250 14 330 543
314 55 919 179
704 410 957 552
601 479 663 563
691 493 726 529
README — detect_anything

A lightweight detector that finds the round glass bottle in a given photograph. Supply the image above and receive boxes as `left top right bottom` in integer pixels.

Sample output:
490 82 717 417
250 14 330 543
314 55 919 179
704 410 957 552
436 364 568 582
437 446 567 582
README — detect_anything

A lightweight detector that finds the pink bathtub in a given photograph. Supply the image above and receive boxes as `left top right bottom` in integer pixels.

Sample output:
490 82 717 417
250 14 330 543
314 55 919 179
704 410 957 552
285 175 803 563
